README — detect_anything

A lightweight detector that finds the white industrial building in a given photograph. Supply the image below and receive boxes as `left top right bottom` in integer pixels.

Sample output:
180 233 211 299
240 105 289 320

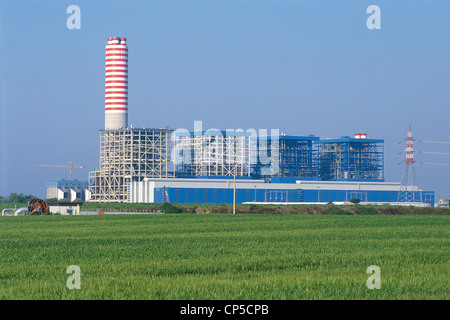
46 179 91 202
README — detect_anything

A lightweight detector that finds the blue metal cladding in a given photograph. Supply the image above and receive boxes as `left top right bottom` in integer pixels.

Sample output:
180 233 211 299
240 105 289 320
270 177 320 183
155 187 434 206
254 135 319 179
319 137 384 181
175 131 384 182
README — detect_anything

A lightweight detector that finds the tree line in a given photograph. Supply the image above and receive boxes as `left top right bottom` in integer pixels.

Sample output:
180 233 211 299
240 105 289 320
0 193 38 203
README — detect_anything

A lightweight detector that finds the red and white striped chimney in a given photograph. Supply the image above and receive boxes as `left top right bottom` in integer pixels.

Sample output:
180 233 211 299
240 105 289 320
105 37 128 130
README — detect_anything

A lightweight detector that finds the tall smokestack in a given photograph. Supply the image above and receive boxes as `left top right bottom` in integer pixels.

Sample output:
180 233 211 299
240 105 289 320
105 37 128 130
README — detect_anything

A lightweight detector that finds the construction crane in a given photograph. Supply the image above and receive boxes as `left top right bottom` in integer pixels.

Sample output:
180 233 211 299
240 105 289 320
36 161 84 179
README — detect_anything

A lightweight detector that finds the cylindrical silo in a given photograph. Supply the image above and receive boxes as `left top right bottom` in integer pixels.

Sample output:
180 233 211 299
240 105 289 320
105 37 128 130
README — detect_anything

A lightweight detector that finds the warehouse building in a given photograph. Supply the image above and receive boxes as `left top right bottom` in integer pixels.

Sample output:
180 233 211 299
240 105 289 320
128 178 435 206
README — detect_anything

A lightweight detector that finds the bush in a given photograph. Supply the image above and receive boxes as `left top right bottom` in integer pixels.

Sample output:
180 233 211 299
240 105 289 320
350 198 361 204
160 203 183 214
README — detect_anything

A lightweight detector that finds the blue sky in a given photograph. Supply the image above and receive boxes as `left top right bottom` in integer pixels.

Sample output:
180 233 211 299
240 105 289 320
1 0 450 199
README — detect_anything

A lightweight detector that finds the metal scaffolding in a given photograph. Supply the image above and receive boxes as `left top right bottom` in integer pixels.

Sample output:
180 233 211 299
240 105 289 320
89 128 174 202
175 130 251 177
318 137 384 181
278 136 319 178
253 136 319 179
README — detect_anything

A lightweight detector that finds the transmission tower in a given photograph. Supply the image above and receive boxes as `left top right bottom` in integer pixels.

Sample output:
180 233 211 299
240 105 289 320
397 125 421 202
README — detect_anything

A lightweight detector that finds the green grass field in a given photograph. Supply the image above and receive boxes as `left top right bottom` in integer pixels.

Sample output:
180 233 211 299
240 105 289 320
0 214 448 299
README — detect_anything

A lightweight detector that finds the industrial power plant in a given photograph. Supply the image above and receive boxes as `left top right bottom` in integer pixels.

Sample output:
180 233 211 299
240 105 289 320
47 37 435 206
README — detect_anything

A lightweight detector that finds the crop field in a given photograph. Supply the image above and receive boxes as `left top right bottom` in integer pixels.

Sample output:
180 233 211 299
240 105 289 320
0 213 448 300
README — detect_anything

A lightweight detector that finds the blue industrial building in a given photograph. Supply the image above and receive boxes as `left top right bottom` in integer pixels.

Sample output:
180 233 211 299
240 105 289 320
173 131 385 182
253 133 384 182
128 178 435 206
253 135 319 179
85 128 434 206
318 135 384 181
125 132 435 206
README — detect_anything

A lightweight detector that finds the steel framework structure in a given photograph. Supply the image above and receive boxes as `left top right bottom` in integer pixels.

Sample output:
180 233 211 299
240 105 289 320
175 131 251 177
397 126 421 202
318 137 384 181
89 128 174 202
253 136 319 178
